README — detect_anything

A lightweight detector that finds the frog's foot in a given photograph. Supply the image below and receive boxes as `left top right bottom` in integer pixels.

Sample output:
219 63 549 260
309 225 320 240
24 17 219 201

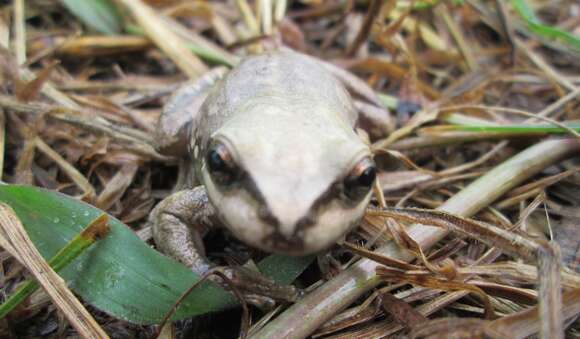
224 266 299 302
205 265 300 310
190 265 298 310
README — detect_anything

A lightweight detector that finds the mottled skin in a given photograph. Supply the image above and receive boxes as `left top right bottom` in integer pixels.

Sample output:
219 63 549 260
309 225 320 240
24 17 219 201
149 50 374 302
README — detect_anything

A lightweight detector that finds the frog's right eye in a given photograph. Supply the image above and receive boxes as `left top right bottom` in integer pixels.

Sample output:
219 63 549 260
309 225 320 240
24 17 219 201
343 157 376 202
206 143 240 186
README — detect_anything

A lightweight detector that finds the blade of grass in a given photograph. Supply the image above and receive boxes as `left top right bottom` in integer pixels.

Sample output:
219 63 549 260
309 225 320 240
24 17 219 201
511 0 580 52
411 1 465 9
0 214 109 319
426 121 580 135
0 204 109 338
13 0 26 64
116 0 208 78
124 24 235 67
0 110 4 180
61 0 122 35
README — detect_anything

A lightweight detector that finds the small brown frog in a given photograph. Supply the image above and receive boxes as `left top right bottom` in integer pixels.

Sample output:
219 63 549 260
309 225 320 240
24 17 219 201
148 49 376 304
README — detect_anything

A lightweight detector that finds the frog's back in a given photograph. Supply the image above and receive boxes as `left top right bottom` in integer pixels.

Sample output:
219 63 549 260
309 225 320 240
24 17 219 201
217 50 356 123
193 50 358 153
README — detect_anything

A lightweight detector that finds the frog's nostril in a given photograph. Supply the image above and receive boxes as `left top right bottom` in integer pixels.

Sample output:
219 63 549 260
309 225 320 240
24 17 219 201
295 214 316 231
274 213 316 243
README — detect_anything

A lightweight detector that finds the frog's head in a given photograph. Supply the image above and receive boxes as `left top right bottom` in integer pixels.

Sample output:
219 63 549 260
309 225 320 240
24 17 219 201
199 104 375 256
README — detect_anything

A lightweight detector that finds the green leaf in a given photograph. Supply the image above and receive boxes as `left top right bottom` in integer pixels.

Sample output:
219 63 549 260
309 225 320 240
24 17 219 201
511 0 580 52
259 254 315 284
61 0 123 35
0 185 313 324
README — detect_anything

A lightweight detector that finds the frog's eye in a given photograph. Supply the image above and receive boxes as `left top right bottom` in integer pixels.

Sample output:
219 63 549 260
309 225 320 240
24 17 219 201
206 143 240 186
343 158 376 201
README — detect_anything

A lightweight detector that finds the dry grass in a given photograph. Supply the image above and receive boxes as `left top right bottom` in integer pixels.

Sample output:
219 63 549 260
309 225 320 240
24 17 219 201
0 0 579 338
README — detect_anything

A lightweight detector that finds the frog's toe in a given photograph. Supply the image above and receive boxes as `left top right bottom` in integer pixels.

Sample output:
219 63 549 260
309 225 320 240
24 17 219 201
213 266 300 306
243 294 276 311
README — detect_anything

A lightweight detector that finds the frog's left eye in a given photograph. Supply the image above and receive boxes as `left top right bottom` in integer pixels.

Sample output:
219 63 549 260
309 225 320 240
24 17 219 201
343 158 376 201
206 143 240 186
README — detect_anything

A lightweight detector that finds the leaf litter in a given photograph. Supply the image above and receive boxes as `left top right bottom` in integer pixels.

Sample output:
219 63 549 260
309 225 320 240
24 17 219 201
0 0 579 338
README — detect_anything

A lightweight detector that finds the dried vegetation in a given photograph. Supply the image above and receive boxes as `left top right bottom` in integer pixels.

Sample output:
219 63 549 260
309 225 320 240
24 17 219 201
0 0 579 338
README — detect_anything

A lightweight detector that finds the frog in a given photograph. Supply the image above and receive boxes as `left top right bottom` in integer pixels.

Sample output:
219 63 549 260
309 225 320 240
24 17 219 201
148 49 376 304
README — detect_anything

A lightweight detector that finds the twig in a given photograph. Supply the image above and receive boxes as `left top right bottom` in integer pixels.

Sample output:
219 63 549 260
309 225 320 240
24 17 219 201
0 109 4 180
259 0 273 35
494 0 516 64
0 46 80 108
0 95 172 162
13 0 25 65
484 289 580 339
34 137 96 200
236 0 260 37
535 86 580 119
116 0 208 78
156 267 250 339
515 38 577 92
346 0 382 57
436 4 478 71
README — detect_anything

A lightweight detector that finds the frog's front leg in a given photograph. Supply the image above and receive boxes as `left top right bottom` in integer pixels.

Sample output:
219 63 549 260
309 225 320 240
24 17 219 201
150 187 215 274
149 186 299 306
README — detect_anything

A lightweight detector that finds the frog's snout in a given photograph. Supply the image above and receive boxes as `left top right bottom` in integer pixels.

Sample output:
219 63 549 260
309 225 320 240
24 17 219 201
252 204 313 254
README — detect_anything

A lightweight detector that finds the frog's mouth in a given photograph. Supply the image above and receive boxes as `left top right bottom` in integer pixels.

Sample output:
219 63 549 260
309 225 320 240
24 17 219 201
261 231 307 254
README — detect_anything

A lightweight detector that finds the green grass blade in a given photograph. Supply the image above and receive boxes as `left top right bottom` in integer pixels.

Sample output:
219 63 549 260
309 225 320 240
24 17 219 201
61 0 123 35
511 0 580 52
440 115 580 134
0 214 109 319
411 0 464 10
0 185 313 324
